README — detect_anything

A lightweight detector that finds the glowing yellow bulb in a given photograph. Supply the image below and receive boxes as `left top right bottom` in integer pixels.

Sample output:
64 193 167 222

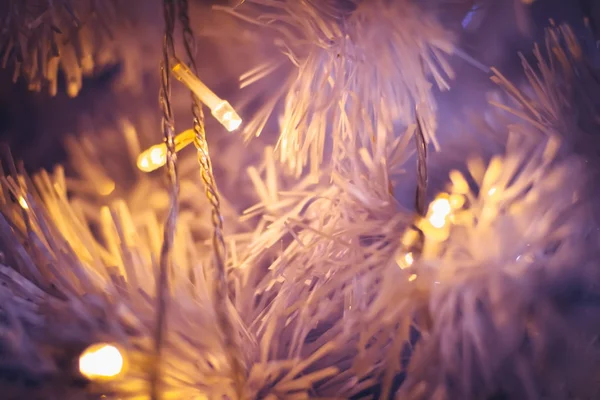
212 101 242 132
98 180 116 196
137 145 166 172
430 198 451 215
137 129 195 172
408 274 417 282
448 194 465 209
151 148 165 164
487 187 497 196
396 251 415 270
18 196 28 210
428 197 451 228
172 61 242 132
79 343 124 380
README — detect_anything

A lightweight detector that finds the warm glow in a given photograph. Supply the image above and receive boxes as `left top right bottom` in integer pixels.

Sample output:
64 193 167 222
98 180 116 196
487 187 497 196
172 61 242 132
428 197 452 228
408 274 417 282
448 194 465 209
396 251 415 270
212 100 243 132
137 129 195 172
79 343 124 380
18 196 28 210
137 144 167 172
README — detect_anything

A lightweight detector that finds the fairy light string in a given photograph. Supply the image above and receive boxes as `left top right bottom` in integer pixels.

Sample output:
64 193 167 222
415 112 428 217
399 112 429 270
152 0 178 398
177 0 247 397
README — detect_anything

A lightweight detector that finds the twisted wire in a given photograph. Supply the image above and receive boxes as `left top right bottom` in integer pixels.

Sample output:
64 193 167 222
415 113 428 217
410 111 428 260
152 0 178 399
177 1 246 397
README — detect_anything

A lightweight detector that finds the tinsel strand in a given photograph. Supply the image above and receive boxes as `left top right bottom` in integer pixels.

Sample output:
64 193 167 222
177 2 247 397
152 0 179 399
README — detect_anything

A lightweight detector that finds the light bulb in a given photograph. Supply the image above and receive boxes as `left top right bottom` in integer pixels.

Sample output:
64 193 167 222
172 61 242 132
396 251 415 270
448 194 465 209
430 198 451 215
137 145 167 172
404 252 414 266
212 100 243 132
137 129 195 172
427 197 452 228
79 343 124 380
18 196 29 210
98 181 116 196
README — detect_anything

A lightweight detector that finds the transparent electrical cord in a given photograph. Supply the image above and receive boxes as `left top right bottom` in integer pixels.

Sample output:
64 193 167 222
177 0 247 397
415 112 428 217
152 0 179 399
402 111 428 266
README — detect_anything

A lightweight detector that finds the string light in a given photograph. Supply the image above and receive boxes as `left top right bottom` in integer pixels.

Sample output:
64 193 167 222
413 193 468 257
98 181 116 196
79 343 125 380
171 61 242 132
427 197 452 229
404 252 414 266
136 129 196 172
396 251 415 269
18 196 29 210
448 193 466 209
396 193 466 269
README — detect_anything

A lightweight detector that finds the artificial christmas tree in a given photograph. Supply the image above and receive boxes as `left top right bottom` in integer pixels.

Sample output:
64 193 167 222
0 1 599 399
